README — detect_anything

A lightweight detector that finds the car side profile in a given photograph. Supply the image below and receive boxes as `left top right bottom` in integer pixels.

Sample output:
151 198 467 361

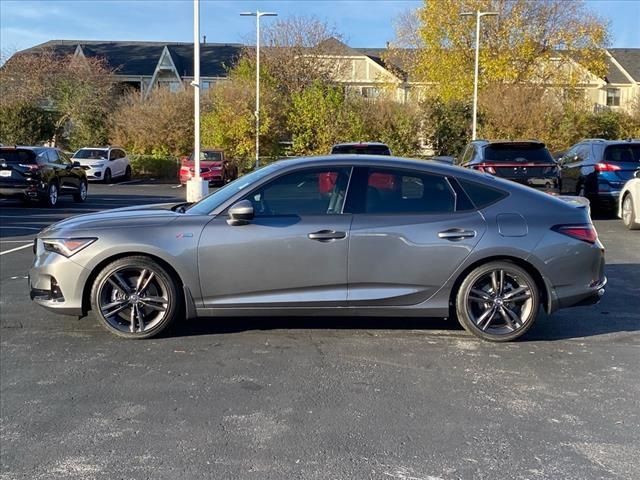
619 170 640 229
457 140 560 194
0 146 88 206
559 139 640 213
30 156 605 342
72 146 131 183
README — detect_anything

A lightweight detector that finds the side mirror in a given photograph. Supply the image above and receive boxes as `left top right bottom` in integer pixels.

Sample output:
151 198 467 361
72 161 81 167
227 199 254 226
634 170 640 179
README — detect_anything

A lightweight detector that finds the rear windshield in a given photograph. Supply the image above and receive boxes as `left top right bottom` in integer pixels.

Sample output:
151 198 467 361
0 149 37 164
484 144 554 163
603 144 640 163
331 144 391 155
192 151 223 161
73 149 108 159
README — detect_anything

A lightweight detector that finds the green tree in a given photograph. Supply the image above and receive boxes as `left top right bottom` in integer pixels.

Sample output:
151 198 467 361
0 103 56 145
420 99 472 156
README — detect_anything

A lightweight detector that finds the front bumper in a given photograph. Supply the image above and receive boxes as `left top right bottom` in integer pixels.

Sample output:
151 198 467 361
29 247 90 316
81 166 105 180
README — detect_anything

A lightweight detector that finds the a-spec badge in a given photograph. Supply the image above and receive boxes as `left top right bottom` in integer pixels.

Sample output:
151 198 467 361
176 232 194 239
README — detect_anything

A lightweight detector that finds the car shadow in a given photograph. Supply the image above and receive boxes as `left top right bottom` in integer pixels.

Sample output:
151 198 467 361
166 264 639 342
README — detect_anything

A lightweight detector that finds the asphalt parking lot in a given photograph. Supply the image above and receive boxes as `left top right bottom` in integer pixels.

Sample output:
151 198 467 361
1 183 639 480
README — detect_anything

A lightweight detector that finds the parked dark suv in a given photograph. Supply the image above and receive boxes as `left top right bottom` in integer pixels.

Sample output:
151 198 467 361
0 146 88 207
559 139 640 212
330 142 392 155
457 140 560 193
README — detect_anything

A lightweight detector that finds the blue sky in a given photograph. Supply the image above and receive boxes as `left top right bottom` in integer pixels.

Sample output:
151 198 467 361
1 0 639 55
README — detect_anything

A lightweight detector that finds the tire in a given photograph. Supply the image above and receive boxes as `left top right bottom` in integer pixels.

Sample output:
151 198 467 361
124 165 132 181
42 181 59 207
455 261 540 342
622 194 640 230
73 180 88 203
90 256 182 339
103 168 112 184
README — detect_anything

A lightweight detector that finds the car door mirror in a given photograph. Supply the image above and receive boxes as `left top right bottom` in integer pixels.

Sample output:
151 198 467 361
227 199 254 226
72 160 81 167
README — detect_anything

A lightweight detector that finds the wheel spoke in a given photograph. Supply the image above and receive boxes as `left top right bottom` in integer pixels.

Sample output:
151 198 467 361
138 271 155 295
109 273 131 294
136 304 145 332
505 292 531 303
135 269 148 292
469 288 491 302
503 286 528 300
502 305 522 328
129 304 136 332
101 300 129 317
499 306 516 331
491 270 499 293
140 297 167 312
477 305 498 331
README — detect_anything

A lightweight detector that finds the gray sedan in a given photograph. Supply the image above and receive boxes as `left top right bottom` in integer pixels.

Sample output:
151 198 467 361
30 155 606 341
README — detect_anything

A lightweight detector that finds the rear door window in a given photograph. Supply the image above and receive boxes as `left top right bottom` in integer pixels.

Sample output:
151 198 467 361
603 144 640 164
484 144 554 163
362 168 456 214
458 179 508 209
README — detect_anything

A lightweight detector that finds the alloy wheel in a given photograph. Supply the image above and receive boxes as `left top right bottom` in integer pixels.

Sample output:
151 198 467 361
98 266 170 334
465 268 534 336
622 196 632 226
49 183 58 206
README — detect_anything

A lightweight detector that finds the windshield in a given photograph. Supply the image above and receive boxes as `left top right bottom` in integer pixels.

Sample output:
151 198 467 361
484 144 554 163
73 149 108 160
186 163 281 215
331 144 391 155
190 151 223 162
603 144 640 163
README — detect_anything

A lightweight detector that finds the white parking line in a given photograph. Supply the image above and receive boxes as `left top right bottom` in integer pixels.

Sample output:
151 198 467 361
0 243 32 256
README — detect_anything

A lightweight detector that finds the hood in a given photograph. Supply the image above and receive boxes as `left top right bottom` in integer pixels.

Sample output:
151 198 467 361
181 160 223 169
39 203 181 235
74 157 108 165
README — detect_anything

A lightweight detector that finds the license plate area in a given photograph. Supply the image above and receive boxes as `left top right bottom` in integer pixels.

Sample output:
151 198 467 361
0 170 12 177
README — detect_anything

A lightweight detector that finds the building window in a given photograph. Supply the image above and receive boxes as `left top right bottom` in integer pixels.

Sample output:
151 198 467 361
606 88 620 107
361 86 380 98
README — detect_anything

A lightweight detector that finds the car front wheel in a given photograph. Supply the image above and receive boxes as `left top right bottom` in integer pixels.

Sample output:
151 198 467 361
90 256 181 339
73 180 88 202
456 261 539 342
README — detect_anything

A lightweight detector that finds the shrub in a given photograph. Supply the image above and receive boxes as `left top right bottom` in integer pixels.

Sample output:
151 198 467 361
129 154 178 179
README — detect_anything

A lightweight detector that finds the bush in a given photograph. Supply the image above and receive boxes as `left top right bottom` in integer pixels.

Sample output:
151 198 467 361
0 103 56 145
129 154 178 179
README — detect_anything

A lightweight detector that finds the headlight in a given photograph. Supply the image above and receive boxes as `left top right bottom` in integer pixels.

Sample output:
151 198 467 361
93 163 104 168
42 238 96 257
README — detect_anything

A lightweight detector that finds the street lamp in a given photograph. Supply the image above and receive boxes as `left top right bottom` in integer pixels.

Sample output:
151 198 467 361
186 0 208 202
460 10 498 140
240 10 277 169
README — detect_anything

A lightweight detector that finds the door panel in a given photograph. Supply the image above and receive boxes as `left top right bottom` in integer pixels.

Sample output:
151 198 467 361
198 215 351 307
347 211 486 305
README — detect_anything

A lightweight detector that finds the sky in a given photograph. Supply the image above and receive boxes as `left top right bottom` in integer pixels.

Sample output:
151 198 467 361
1 0 639 55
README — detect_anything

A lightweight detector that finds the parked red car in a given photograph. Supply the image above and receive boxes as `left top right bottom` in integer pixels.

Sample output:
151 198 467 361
179 149 238 186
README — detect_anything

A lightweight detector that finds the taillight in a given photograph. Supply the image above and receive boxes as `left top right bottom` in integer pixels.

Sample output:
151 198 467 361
552 224 598 244
594 163 621 172
475 165 496 174
18 163 40 171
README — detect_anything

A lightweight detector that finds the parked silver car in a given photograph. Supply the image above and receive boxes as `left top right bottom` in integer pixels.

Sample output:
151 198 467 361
30 155 606 341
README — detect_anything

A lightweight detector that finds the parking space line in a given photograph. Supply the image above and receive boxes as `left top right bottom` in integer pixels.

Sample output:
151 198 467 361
0 243 32 256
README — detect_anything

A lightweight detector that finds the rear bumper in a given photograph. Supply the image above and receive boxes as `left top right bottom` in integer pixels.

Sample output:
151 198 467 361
555 276 607 310
180 172 223 185
0 185 43 199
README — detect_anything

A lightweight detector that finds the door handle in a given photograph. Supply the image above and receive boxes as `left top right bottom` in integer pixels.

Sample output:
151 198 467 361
438 228 476 240
308 230 347 241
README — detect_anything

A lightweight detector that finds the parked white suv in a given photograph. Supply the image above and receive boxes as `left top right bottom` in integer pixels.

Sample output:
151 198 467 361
72 147 131 183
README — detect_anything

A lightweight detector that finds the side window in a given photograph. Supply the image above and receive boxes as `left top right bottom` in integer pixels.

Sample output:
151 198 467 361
47 149 62 164
244 167 352 216
364 168 455 214
58 151 71 165
109 150 118 160
118 149 127 159
458 179 508 209
458 144 474 165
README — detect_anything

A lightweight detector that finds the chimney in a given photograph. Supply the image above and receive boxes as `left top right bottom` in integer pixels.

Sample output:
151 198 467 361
386 41 390 49
203 35 207 44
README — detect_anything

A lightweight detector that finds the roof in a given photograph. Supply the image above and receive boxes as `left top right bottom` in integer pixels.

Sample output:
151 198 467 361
20 40 243 77
607 48 640 83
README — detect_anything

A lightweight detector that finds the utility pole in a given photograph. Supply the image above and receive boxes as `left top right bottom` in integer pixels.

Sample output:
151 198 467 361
460 10 498 140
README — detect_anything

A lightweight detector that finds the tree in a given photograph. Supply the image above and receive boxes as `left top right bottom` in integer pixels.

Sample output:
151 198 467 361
420 99 473 156
1 49 115 149
396 0 609 102
0 103 56 145
110 88 195 157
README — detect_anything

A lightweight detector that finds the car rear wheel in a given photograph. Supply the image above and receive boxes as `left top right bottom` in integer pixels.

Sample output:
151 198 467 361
90 256 181 339
456 261 539 342
42 182 58 207
73 180 88 202
622 194 639 230
124 165 132 181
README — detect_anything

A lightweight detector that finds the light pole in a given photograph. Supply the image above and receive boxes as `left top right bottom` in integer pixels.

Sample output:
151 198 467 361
186 0 208 202
240 10 277 169
460 10 498 140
